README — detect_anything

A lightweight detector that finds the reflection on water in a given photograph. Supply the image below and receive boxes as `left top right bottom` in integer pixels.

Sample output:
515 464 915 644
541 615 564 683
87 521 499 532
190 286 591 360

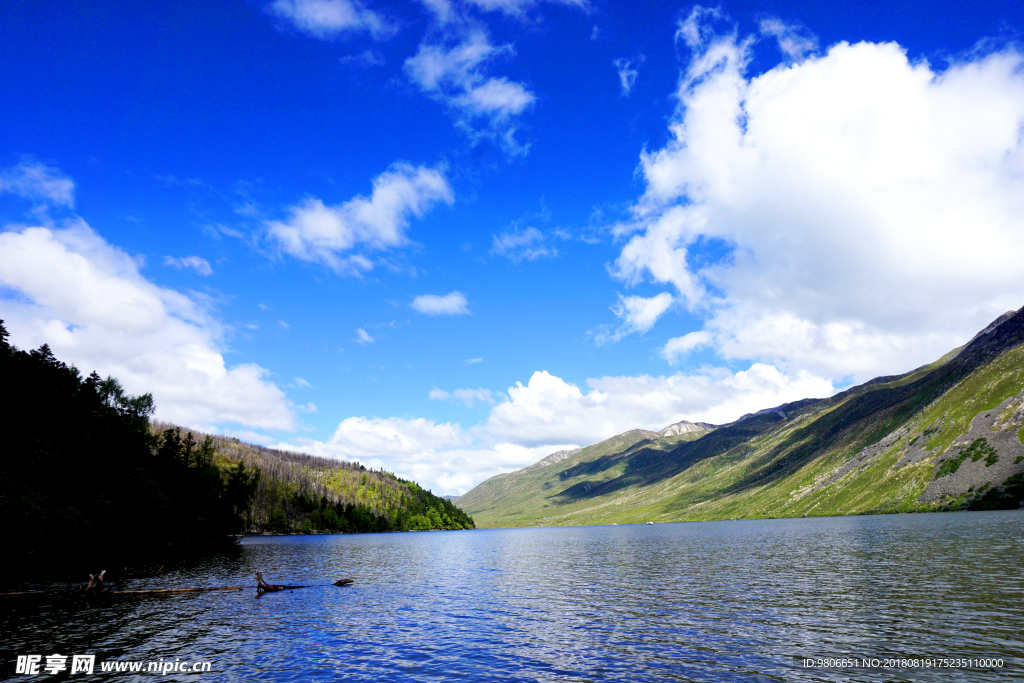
3 511 1023 681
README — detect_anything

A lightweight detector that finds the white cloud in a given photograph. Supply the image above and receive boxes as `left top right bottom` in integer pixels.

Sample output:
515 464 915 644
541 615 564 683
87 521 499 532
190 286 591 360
411 290 470 315
759 16 818 62
613 55 644 96
430 386 497 407
405 30 535 154
164 255 214 276
355 328 375 344
464 356 483 365
661 330 713 364
593 292 674 345
296 402 319 413
293 376 313 388
613 292 673 334
339 49 386 68
465 0 589 16
0 221 295 430
267 162 453 273
279 364 832 494
266 0 395 40
0 159 75 207
490 226 556 262
614 9 1024 381
485 367 832 447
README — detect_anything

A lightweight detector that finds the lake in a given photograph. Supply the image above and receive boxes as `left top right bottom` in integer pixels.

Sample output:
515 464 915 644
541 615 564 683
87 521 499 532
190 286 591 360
3 511 1023 681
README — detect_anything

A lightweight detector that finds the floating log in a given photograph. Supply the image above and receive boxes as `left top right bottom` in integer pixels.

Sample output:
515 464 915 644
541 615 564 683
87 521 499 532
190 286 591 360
85 570 107 595
255 570 305 593
0 590 45 597
333 579 353 586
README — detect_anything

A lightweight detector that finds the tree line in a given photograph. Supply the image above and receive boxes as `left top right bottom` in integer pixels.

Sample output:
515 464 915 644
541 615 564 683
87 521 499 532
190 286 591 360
0 319 473 581
160 425 475 533
0 321 259 580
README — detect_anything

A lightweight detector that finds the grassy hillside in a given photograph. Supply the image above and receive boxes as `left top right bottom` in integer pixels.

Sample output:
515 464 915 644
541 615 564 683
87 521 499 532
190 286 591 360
459 309 1024 528
152 423 475 534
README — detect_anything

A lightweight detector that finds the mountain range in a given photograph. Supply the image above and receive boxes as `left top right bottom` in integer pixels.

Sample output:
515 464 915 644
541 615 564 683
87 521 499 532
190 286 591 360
457 308 1024 527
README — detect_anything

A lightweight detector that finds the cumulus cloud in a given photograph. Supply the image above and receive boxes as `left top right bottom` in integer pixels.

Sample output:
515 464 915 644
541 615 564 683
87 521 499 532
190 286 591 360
267 162 452 273
411 290 470 315
613 55 645 96
405 30 535 154
266 0 395 40
0 221 295 430
613 8 1024 381
490 226 556 262
164 255 214 276
0 158 75 207
280 363 832 494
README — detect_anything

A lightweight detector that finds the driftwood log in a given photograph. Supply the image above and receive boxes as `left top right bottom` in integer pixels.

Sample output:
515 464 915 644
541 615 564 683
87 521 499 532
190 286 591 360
69 570 352 597
85 570 107 595
255 571 306 593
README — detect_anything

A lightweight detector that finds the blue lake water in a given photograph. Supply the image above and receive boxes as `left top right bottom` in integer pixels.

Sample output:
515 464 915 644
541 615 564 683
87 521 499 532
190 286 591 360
3 511 1023 682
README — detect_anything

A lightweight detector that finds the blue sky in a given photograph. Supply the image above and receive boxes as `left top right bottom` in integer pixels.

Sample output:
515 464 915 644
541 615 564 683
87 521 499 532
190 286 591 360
2 0 1024 493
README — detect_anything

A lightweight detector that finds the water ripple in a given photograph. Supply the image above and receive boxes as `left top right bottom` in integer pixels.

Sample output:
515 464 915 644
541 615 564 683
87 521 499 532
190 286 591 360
2 511 1022 681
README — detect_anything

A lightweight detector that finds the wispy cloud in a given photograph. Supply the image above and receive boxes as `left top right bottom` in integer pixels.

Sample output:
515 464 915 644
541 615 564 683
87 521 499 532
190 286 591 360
429 386 497 407
593 292 674 345
464 0 589 17
267 162 453 273
339 49 386 68
405 30 534 154
490 226 557 262
613 55 645 96
266 0 396 40
464 357 483 365
661 330 713 364
355 327 375 344
0 158 75 207
411 291 470 315
164 255 214 276
758 16 818 62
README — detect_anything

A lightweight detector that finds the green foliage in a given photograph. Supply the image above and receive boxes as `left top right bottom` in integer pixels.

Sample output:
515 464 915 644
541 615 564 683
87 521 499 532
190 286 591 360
194 430 476 535
0 321 260 579
966 473 1024 510
936 438 998 478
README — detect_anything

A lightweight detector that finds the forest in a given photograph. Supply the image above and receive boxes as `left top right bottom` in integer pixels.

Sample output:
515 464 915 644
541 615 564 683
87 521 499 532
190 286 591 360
156 425 475 534
0 321 472 581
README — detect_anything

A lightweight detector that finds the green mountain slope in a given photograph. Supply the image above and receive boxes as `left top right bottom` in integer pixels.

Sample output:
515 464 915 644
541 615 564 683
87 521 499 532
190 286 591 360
458 308 1024 527
152 423 476 533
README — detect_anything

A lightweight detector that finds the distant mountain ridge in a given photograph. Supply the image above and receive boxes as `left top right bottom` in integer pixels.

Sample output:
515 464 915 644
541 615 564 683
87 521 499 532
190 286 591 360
458 308 1024 527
